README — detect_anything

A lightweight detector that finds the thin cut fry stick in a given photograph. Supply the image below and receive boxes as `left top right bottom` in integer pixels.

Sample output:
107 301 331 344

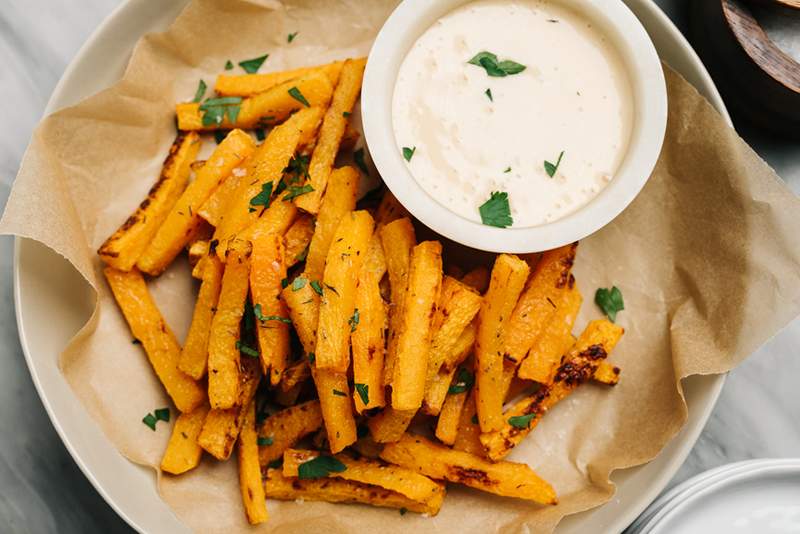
176 71 333 130
452 390 485 457
475 254 530 432
480 319 624 460
238 400 268 524
390 240 443 411
250 233 289 384
99 132 200 270
423 323 475 415
207 239 252 409
593 361 621 385
283 215 314 268
104 267 204 412
295 58 367 214
351 235 388 412
213 107 323 251
179 254 224 379
380 434 557 504
517 277 582 382
367 407 416 443
380 218 417 385
314 210 374 371
258 400 323 465
137 129 254 275
160 403 210 475
435 384 470 446
214 60 345 97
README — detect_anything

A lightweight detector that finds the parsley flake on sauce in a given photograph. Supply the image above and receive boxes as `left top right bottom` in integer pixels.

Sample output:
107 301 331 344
467 51 526 77
479 191 513 228
288 32 299 43
402 146 416 162
544 151 565 177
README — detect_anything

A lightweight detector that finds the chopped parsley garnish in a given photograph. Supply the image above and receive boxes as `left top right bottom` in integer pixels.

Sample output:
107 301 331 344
595 286 624 322
485 88 493 102
281 277 290 289
295 245 309 262
224 60 234 70
468 51 526 77
142 413 158 431
307 352 316 364
448 368 474 394
544 151 565 178
324 284 339 296
332 389 347 397
287 32 298 43
402 146 416 162
342 111 352 118
255 128 266 141
284 154 310 181
282 184 314 201
354 383 369 405
310 280 323 296
154 407 170 422
297 455 347 479
132 339 141 345
479 191 513 228
257 436 274 446
254 303 292 324
238 54 268 74
214 131 226 144
348 308 360 332
400 507 408 516
193 80 207 103
292 277 308 291
471 414 479 425
288 86 310 107
354 148 369 175
236 340 259 358
250 181 274 209
199 96 242 127
508 414 537 429
504 167 512 173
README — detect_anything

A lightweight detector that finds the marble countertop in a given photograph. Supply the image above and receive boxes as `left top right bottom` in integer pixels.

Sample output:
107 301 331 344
0 1 797 532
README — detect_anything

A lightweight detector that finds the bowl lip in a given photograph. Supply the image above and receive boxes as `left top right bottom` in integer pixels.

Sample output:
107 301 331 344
362 0 668 253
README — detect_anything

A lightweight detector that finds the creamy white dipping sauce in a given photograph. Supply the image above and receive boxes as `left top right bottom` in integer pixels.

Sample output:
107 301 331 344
392 0 633 227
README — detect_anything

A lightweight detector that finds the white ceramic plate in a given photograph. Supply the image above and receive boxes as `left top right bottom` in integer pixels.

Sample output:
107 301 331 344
13 0 730 532
643 459 800 534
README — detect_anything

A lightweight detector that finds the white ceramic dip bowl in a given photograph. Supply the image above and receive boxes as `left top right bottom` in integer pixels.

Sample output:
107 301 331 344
362 0 667 253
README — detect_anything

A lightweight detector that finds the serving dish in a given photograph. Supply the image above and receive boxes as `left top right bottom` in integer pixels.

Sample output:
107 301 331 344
13 0 729 532
362 0 668 253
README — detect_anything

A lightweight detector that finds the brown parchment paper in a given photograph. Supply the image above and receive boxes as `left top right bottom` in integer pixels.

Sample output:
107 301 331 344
3 0 800 532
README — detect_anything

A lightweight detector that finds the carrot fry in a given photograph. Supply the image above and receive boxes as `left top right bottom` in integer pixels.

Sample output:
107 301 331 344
314 210 374 372
160 403 210 475
137 130 254 275
475 254 530 432
351 236 388 413
179 254 224 379
214 60 345 97
99 132 200 270
207 239 252 409
238 400 268 524
380 218 417 385
250 233 289 384
283 215 314 268
295 58 367 214
517 276 582 382
104 267 204 412
480 319 624 460
213 107 323 251
176 71 333 130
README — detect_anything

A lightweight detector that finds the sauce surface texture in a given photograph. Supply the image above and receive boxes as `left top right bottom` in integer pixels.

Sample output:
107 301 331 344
392 0 633 227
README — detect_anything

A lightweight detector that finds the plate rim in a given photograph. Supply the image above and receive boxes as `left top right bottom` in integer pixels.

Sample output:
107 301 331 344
11 0 730 533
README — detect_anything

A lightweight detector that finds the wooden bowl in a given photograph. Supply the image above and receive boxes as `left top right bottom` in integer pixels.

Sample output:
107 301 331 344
690 0 800 136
